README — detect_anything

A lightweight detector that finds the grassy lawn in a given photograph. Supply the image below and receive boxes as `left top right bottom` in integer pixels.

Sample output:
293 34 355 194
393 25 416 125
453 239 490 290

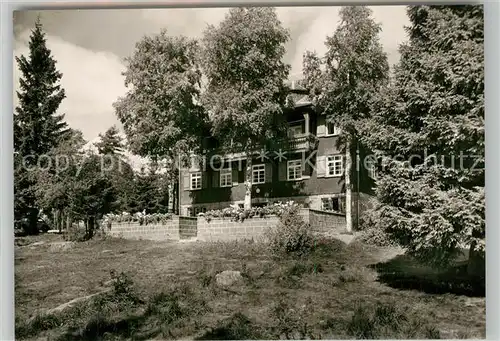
15 234 485 340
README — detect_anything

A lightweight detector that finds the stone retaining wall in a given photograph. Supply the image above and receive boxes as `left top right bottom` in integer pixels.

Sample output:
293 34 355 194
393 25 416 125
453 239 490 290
309 209 346 233
179 216 197 239
107 208 346 242
197 216 279 242
106 217 180 241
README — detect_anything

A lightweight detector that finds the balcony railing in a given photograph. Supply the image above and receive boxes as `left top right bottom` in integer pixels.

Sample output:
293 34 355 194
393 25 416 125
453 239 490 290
277 133 318 151
202 133 318 158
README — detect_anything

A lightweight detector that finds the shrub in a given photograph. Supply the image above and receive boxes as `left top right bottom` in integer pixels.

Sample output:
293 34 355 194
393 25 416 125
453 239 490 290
103 212 173 227
197 313 266 340
203 201 298 222
109 270 140 304
265 203 314 257
357 227 396 247
345 302 441 339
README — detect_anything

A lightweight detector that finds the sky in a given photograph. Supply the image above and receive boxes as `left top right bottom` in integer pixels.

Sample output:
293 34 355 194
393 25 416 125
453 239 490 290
13 6 410 150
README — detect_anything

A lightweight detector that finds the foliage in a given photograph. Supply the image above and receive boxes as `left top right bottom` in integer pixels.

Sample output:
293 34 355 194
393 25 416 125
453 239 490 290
94 125 124 155
357 227 397 248
265 202 314 257
202 7 291 208
33 129 86 215
201 201 298 222
114 30 207 160
14 18 69 234
303 6 389 134
302 6 389 232
346 303 441 339
127 167 170 214
357 5 484 267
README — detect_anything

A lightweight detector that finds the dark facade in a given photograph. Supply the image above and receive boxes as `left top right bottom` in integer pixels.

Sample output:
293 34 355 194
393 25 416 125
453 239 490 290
179 89 376 226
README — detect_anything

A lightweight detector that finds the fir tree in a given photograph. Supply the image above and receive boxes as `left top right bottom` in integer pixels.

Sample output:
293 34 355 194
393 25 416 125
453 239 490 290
358 5 484 271
14 18 68 234
94 125 124 155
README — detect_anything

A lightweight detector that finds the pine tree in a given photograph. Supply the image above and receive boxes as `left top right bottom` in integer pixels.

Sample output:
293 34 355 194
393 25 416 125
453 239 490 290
358 5 484 271
14 18 68 234
303 6 389 231
94 125 124 155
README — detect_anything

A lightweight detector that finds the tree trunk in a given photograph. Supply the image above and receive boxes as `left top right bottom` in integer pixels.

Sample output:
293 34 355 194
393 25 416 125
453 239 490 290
167 184 174 213
87 216 95 240
244 155 252 209
55 209 62 233
26 207 40 235
467 241 485 278
66 212 72 230
345 137 353 233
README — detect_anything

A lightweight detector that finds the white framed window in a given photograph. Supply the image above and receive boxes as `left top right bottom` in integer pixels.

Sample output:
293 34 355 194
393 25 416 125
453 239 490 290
287 160 302 181
220 168 232 187
326 122 340 136
190 172 202 190
252 164 265 184
326 155 343 177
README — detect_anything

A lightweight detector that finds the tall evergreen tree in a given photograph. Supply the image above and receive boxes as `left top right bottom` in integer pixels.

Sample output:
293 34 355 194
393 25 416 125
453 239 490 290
202 7 291 209
14 18 68 234
358 5 484 271
303 6 389 231
94 125 124 155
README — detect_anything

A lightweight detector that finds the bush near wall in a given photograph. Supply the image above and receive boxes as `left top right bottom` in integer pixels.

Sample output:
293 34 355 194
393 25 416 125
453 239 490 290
200 201 299 223
103 212 173 227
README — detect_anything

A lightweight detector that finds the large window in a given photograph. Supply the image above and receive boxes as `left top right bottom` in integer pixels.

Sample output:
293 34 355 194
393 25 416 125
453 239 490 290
287 160 302 181
252 164 265 184
190 172 202 190
326 155 343 177
220 168 232 187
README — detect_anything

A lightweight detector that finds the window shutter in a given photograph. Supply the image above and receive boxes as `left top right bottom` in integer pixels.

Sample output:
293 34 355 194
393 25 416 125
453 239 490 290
232 168 239 186
317 155 326 178
302 158 313 178
265 163 273 183
279 161 287 181
317 123 326 137
183 173 190 191
213 171 220 188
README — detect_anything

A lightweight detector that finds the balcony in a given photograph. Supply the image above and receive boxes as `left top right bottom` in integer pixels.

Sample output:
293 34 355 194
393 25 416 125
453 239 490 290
275 133 318 152
202 133 318 160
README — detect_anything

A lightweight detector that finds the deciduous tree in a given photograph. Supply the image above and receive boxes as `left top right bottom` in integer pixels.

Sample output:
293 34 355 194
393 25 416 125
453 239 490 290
303 6 389 231
114 31 207 160
202 7 291 208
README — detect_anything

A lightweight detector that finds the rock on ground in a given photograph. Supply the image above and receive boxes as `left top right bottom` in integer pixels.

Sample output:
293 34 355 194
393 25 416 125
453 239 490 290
215 270 243 287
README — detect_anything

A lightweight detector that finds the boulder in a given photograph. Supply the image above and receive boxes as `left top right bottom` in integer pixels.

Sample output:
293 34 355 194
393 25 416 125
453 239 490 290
215 270 244 287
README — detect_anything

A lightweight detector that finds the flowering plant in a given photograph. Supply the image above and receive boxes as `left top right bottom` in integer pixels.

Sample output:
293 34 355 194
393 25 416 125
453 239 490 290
103 211 173 227
203 201 300 222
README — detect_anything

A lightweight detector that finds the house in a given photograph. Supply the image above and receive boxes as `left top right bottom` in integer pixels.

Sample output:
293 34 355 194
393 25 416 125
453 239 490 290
178 82 377 229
